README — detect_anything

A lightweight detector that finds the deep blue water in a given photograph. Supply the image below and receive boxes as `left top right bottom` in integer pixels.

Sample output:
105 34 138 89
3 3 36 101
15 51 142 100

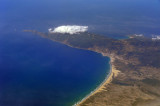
0 0 160 106
1 0 160 37
0 31 110 106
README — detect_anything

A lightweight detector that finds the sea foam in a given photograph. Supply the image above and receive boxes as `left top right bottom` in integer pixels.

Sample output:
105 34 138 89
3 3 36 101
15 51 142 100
48 25 88 34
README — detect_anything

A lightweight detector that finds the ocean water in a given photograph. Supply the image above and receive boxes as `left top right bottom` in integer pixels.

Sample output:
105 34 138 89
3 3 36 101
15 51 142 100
1 0 160 37
0 0 160 106
0 31 110 106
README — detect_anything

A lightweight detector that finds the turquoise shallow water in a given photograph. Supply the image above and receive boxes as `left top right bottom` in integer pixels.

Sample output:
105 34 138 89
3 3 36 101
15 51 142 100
0 0 160 105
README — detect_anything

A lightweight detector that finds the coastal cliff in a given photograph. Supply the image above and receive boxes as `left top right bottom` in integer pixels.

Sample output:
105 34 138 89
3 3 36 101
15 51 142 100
25 30 160 106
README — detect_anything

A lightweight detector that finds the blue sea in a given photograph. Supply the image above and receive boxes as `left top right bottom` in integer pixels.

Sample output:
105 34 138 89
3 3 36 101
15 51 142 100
0 0 160 106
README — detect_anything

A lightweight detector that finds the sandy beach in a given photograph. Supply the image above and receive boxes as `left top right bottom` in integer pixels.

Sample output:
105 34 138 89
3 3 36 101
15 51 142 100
23 30 121 106
74 57 120 106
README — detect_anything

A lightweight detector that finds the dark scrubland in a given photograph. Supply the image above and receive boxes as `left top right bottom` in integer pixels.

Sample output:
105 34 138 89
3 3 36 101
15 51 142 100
25 30 160 106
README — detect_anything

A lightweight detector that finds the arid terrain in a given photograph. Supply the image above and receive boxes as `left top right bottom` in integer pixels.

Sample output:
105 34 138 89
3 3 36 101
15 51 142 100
25 30 160 106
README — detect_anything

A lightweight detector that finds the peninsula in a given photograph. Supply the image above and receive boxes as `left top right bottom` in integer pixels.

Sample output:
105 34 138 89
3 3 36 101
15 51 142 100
24 30 160 106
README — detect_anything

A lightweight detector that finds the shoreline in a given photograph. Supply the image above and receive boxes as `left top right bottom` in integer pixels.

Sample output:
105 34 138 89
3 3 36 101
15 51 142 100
73 57 120 106
23 30 120 106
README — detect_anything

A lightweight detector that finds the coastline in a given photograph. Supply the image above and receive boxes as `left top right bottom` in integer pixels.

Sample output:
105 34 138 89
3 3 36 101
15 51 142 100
24 30 160 106
23 30 120 106
74 57 120 106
